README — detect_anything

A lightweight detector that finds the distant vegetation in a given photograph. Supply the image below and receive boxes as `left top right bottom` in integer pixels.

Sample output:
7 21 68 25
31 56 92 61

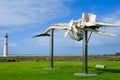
0 55 120 62
115 52 120 56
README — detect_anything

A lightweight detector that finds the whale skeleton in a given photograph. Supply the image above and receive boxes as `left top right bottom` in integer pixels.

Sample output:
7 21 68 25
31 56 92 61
34 13 118 41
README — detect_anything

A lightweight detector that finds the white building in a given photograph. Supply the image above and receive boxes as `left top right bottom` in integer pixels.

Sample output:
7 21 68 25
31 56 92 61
3 33 8 57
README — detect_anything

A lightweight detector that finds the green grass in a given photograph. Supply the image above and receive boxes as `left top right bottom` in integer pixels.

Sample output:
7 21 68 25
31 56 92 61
0 61 120 80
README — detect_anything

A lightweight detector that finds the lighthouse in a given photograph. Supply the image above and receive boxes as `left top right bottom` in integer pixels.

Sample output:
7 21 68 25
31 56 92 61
3 33 8 57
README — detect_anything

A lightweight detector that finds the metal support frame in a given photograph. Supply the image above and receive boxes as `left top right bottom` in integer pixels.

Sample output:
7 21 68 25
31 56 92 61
83 31 88 74
74 30 97 76
50 29 54 68
44 29 58 70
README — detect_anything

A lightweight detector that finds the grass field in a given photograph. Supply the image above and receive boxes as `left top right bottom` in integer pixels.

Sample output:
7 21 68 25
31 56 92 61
0 61 120 80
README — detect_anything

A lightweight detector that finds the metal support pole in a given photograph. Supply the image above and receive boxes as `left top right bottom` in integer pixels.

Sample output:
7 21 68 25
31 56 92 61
50 29 54 68
74 31 97 76
83 31 88 74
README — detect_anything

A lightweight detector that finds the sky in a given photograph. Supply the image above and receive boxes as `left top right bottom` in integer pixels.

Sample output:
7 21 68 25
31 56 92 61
0 0 120 56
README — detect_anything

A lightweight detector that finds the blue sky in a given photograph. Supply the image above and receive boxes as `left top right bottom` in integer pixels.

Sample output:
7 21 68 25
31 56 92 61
0 0 120 56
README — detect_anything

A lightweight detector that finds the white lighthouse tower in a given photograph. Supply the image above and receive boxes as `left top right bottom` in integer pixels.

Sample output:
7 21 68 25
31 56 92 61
3 33 8 57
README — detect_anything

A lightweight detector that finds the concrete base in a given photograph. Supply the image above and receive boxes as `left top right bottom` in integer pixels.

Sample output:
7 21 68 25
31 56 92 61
43 68 59 70
74 73 97 76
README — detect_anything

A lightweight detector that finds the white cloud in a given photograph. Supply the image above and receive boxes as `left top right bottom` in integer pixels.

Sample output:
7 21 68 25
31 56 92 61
102 10 120 25
0 0 71 27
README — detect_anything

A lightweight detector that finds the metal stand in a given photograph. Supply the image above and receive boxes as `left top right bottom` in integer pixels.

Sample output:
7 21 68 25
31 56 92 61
34 29 58 69
83 31 88 74
50 29 54 68
44 29 54 69
44 29 59 70
74 31 97 76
